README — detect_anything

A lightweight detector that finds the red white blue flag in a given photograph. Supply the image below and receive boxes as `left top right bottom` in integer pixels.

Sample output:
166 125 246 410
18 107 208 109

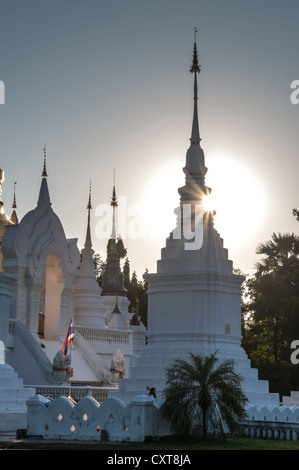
61 320 74 358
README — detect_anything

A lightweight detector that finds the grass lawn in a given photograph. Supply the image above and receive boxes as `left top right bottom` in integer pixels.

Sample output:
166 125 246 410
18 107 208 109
1 435 299 450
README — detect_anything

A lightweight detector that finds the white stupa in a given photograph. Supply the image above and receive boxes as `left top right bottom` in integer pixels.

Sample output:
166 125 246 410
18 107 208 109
113 35 279 407
74 183 107 329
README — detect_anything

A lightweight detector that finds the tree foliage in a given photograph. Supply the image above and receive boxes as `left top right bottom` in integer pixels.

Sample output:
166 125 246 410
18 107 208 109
124 261 148 327
244 232 299 363
293 208 299 221
242 222 299 397
161 353 248 440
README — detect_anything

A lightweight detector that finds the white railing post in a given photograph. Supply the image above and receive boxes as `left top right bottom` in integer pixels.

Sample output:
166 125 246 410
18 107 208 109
27 394 49 437
130 394 154 442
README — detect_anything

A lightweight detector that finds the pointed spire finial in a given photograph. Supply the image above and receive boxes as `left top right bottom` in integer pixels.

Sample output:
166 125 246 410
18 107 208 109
189 28 201 145
37 146 51 206
12 180 17 209
42 144 48 177
84 180 92 249
10 180 19 224
111 169 118 208
87 180 92 210
190 27 201 74
110 170 118 240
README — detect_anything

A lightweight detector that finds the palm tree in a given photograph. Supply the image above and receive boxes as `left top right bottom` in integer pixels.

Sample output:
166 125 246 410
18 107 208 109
245 232 299 363
255 232 299 276
161 353 248 440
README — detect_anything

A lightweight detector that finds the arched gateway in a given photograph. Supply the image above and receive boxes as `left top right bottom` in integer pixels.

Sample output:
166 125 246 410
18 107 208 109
1 162 80 339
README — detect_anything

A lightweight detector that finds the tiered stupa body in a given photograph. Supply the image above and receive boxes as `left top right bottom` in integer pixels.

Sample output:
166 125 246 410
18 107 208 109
113 38 279 406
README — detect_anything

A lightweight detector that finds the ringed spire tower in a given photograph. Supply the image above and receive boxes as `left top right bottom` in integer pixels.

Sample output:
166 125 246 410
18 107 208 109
177 28 208 230
101 172 126 297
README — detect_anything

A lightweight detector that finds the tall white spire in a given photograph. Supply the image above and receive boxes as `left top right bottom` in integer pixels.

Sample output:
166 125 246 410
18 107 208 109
74 181 107 329
178 28 207 209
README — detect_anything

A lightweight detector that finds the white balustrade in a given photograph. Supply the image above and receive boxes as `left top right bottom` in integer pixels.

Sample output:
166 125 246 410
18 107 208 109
75 326 130 344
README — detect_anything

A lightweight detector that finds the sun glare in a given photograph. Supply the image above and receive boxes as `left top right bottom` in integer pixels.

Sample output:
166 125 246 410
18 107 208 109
143 155 268 253
203 193 216 213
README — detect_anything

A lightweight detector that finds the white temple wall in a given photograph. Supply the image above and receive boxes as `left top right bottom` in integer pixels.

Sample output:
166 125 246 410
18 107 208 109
44 253 65 340
0 272 16 345
26 279 43 334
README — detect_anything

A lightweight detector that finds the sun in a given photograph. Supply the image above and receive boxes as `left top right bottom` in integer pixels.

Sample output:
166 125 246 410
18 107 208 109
203 192 217 213
142 155 268 254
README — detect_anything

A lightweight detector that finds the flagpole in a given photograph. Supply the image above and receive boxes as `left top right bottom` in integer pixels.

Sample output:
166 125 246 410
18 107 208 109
68 318 73 399
61 318 74 400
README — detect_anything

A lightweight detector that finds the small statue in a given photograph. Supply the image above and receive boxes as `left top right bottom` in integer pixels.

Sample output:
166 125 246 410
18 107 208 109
109 348 125 383
52 349 72 383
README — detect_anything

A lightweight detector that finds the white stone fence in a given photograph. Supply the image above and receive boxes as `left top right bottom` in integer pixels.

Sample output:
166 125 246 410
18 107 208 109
27 394 170 442
27 394 299 442
241 404 299 441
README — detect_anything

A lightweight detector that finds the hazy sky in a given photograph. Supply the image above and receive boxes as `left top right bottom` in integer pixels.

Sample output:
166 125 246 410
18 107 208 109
0 0 298 278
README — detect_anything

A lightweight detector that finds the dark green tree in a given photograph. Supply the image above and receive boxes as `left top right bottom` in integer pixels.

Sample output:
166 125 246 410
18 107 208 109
123 257 131 291
116 236 127 259
93 253 106 287
293 208 299 221
125 269 148 326
161 353 248 440
245 232 299 363
242 231 299 397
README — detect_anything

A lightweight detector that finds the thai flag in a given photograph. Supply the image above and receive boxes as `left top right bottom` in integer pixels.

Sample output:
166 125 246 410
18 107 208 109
61 320 74 358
